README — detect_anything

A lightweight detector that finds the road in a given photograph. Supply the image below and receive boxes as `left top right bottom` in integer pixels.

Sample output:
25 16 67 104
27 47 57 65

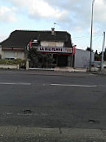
0 70 106 141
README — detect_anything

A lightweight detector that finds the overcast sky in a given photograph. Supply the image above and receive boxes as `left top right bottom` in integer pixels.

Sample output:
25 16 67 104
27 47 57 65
0 0 106 52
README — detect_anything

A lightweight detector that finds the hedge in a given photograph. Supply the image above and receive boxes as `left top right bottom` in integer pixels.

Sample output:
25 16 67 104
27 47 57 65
0 59 26 66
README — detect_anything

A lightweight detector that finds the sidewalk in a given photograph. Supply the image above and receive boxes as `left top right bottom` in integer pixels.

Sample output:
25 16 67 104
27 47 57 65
29 67 87 73
91 68 106 75
26 66 106 76
0 126 106 142
93 71 106 75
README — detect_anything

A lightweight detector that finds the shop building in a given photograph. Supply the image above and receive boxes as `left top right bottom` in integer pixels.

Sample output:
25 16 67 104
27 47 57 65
0 29 94 68
0 29 75 67
74 49 94 68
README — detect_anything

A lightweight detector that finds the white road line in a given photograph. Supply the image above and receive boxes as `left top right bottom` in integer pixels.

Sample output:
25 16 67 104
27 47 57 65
50 84 97 88
0 82 31 85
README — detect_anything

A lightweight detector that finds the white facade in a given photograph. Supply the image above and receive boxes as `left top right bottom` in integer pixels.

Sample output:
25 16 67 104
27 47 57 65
74 49 94 68
2 50 25 60
41 41 64 47
0 41 65 60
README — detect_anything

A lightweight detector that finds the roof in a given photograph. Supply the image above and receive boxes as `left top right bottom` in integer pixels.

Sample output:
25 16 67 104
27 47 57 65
0 30 72 49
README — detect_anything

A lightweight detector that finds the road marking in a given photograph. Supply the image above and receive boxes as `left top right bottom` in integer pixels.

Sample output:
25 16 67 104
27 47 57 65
50 84 97 88
0 82 31 85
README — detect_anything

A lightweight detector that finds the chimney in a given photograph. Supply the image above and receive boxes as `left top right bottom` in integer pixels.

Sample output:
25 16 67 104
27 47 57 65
51 28 55 35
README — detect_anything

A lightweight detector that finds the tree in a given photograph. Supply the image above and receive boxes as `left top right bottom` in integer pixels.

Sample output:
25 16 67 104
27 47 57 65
86 47 93 52
27 48 42 67
94 50 101 61
94 48 106 61
27 48 54 68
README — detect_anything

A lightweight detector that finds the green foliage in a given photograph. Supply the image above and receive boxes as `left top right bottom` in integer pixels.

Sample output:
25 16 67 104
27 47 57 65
41 54 54 68
27 48 41 60
94 50 101 61
86 47 93 52
27 48 42 67
95 54 101 61
0 59 26 67
94 48 106 61
27 48 54 68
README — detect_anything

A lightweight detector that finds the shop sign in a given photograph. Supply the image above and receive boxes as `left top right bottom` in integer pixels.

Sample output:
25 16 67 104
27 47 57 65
34 46 72 54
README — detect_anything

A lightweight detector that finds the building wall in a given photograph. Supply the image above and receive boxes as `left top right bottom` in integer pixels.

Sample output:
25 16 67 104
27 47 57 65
0 64 19 69
2 50 25 60
41 41 64 47
74 49 94 68
68 55 73 67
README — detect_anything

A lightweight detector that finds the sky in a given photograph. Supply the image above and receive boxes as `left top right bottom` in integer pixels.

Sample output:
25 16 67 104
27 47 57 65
0 0 106 52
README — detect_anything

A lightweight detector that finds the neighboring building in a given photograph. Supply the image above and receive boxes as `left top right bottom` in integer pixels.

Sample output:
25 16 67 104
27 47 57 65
0 29 74 67
74 49 94 68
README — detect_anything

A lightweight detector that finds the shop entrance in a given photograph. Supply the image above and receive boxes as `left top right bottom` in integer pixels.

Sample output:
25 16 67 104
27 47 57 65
53 55 68 67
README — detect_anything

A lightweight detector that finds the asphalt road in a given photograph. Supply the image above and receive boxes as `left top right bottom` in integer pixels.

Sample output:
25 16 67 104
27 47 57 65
0 70 106 141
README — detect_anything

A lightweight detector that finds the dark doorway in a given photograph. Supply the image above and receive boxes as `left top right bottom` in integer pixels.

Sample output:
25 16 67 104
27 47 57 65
57 55 68 67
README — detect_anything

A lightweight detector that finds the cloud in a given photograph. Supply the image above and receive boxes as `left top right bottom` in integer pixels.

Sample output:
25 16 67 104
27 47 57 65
0 6 16 22
3 0 27 7
28 0 68 20
95 0 106 23
1 0 106 52
0 33 8 42
2 0 106 34
3 0 68 20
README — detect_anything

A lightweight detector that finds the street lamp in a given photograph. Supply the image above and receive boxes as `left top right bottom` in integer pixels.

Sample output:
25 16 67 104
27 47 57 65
89 0 95 71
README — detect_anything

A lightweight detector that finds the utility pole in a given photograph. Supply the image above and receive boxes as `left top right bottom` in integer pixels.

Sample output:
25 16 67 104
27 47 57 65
101 32 105 71
89 0 95 71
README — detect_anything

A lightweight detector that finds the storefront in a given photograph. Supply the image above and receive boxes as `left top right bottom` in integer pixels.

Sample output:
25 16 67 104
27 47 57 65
33 46 74 67
1 29 75 68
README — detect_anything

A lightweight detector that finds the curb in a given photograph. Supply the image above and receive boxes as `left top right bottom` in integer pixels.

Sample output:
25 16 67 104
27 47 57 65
29 68 87 73
92 71 106 76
